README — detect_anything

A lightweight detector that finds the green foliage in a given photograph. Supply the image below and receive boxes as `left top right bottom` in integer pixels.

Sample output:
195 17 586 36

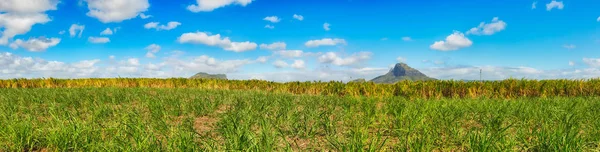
1 88 599 151
1 78 600 99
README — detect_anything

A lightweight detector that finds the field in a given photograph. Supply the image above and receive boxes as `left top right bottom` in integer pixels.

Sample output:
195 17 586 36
1 79 600 151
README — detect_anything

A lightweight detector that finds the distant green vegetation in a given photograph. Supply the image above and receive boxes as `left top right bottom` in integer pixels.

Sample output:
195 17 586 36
2 78 600 99
1 88 600 151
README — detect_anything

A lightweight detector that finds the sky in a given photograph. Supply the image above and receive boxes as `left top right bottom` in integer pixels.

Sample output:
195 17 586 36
0 0 600 82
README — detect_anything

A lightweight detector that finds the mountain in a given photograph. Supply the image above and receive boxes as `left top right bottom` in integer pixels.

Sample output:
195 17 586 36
190 72 227 80
370 63 435 83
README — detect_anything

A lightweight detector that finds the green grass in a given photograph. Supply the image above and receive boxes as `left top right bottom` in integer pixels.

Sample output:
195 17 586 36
1 88 600 151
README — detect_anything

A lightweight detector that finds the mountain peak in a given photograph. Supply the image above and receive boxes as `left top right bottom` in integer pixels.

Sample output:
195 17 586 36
370 63 435 83
389 63 427 77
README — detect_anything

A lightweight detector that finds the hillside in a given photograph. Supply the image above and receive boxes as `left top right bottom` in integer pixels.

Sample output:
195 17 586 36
190 72 227 80
370 63 435 83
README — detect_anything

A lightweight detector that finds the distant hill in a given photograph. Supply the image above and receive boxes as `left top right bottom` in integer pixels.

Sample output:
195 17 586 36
370 63 435 83
190 72 227 80
349 78 366 83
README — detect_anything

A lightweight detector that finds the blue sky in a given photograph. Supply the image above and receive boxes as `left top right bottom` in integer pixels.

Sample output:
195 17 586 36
1 0 599 81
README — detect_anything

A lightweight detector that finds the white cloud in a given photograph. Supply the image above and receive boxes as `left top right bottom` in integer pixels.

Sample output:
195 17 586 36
430 31 473 51
597 16 600 22
164 55 253 74
323 23 331 31
546 0 564 11
318 52 372 67
0 52 101 78
466 17 507 35
263 16 280 23
256 56 269 63
144 21 181 31
264 24 274 29
291 60 305 69
402 37 412 41
293 14 304 21
9 37 60 52
100 28 113 35
305 38 347 48
177 32 257 52
569 61 575 66
187 0 253 12
69 24 85 38
259 42 286 50
139 13 152 19
88 37 110 44
0 0 59 14
145 44 161 58
563 44 576 49
273 60 288 68
420 65 600 80
381 37 388 41
85 0 149 23
532 1 537 9
275 50 304 58
0 13 51 45
397 56 406 63
232 67 388 82
583 58 600 67
58 30 65 35
0 0 58 45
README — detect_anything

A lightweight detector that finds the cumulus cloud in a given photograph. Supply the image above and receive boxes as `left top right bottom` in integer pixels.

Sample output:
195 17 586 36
466 17 507 35
305 38 346 48
273 60 288 68
264 24 274 29
402 37 412 41
256 56 269 63
100 28 113 35
139 13 152 19
569 61 575 66
144 21 181 31
0 13 51 45
88 37 110 44
546 0 564 11
275 50 304 58
69 24 85 38
0 0 59 14
263 16 280 23
232 67 389 82
0 0 59 45
0 52 101 78
163 55 253 74
9 37 60 52
85 0 149 23
293 14 304 21
430 31 472 51
177 32 257 52
58 30 65 35
532 2 537 9
145 44 161 58
291 60 305 69
318 52 372 67
259 42 286 50
323 23 330 31
597 16 600 22
187 0 253 12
